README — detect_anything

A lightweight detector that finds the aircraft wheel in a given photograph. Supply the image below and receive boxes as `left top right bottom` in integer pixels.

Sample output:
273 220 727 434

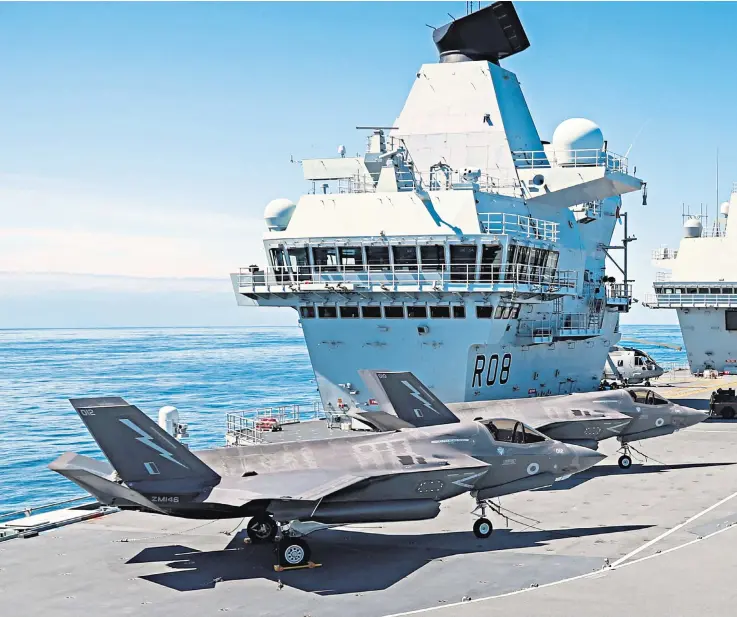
645 380 652 387
278 536 311 567
246 514 277 543
722 407 736 420
473 518 493 539
618 454 632 470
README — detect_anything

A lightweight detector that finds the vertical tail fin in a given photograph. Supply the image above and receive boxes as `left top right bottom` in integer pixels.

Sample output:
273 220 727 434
69 397 219 486
358 370 460 427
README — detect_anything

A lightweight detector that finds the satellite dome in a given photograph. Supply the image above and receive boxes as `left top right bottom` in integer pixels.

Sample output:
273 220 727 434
721 201 730 218
264 198 296 231
552 118 604 166
683 217 703 238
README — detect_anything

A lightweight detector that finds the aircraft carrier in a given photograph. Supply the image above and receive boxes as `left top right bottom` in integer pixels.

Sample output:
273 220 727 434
2 374 736 617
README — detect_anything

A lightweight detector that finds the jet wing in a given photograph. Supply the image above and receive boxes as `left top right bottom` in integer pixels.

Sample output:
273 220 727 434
202 469 368 505
450 394 630 431
202 453 490 507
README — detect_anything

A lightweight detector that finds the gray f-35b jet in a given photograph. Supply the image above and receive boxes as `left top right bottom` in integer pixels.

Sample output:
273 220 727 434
359 370 707 470
50 395 603 567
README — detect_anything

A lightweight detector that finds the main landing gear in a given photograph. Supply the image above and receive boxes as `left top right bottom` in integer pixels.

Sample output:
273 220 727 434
471 500 495 539
246 514 312 568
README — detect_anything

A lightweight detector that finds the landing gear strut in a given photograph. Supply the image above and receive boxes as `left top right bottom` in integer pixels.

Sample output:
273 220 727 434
617 443 633 470
471 500 495 539
246 515 313 568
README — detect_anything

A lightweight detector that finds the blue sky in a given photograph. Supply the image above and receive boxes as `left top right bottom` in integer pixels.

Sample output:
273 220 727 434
2 2 737 327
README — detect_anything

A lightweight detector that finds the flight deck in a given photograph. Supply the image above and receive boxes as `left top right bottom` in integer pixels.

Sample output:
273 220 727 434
2 372 737 617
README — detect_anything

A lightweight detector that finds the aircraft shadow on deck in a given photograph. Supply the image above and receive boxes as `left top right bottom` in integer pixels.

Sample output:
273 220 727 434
128 523 652 595
538 461 737 491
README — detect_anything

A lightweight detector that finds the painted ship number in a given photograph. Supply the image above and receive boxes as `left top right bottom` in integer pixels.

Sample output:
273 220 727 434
471 353 512 388
79 408 95 416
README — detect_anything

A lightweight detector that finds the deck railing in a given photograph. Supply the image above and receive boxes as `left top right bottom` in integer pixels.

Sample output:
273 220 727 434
225 402 324 446
646 292 737 308
479 212 558 242
238 263 577 294
512 149 628 174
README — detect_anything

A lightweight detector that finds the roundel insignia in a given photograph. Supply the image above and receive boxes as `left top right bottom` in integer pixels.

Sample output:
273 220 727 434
526 462 540 475
655 417 665 427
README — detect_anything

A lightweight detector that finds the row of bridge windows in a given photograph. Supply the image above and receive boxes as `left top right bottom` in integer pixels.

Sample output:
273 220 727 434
299 304 522 320
271 243 559 277
658 286 737 295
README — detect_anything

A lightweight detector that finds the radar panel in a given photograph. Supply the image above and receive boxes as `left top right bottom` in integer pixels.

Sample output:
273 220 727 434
432 1 530 64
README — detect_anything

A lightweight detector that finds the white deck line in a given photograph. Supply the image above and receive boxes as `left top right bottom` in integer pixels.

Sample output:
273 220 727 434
381 491 737 617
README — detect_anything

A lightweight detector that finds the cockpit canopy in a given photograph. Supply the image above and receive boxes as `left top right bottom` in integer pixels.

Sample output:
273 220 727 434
476 418 548 444
628 389 669 406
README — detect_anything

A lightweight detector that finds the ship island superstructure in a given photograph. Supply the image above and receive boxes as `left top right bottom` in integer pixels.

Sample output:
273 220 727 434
647 184 737 373
231 3 645 412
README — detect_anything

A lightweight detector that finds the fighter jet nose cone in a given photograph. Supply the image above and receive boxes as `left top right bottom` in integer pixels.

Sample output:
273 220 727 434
688 408 709 425
565 444 607 472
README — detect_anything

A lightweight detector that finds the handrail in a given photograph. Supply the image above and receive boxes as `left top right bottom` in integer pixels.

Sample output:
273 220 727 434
512 148 628 173
0 495 94 522
479 212 558 242
237 263 577 293
646 292 737 308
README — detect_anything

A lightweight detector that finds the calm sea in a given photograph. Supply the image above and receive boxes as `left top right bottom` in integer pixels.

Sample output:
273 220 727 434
0 324 685 517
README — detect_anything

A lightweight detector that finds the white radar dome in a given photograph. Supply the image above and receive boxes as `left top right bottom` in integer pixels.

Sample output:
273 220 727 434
264 198 296 231
552 118 605 166
721 201 730 218
683 217 703 238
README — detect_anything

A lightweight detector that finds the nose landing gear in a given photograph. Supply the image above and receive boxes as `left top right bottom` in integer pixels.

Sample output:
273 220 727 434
471 500 497 538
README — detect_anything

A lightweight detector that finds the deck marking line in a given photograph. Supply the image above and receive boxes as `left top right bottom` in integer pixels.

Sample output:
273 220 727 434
613 521 737 571
610 488 737 567
383 502 737 617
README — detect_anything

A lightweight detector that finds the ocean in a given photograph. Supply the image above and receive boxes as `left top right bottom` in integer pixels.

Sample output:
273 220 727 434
0 324 686 518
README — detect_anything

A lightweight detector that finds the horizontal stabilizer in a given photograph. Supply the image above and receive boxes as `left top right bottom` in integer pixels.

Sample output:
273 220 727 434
49 452 165 512
359 370 460 428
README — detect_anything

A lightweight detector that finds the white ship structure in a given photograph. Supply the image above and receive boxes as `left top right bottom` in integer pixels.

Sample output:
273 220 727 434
647 184 737 373
231 3 645 412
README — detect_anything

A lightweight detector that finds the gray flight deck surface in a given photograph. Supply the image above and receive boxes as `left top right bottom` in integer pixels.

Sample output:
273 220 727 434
3 372 737 617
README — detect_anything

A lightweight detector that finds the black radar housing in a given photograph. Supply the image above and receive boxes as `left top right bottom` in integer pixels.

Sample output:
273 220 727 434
433 1 530 64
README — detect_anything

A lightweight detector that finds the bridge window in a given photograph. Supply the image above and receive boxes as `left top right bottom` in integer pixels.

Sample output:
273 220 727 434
727 310 737 331
407 306 428 318
339 247 363 271
687 288 697 294
299 306 315 318
545 251 559 271
313 247 339 271
385 306 404 319
726 288 735 295
339 306 359 318
510 304 521 319
366 246 390 270
502 305 513 319
494 305 504 319
480 245 501 282
698 288 709 294
452 305 466 319
392 245 417 271
430 306 450 318
420 245 445 271
450 245 477 282
476 305 493 319
710 288 722 294
318 306 337 318
361 306 382 318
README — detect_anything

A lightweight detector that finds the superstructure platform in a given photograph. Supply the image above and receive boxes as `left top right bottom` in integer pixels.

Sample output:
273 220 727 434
3 373 737 617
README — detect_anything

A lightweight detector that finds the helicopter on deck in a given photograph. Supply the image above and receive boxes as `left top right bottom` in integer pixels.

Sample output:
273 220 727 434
601 337 681 388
